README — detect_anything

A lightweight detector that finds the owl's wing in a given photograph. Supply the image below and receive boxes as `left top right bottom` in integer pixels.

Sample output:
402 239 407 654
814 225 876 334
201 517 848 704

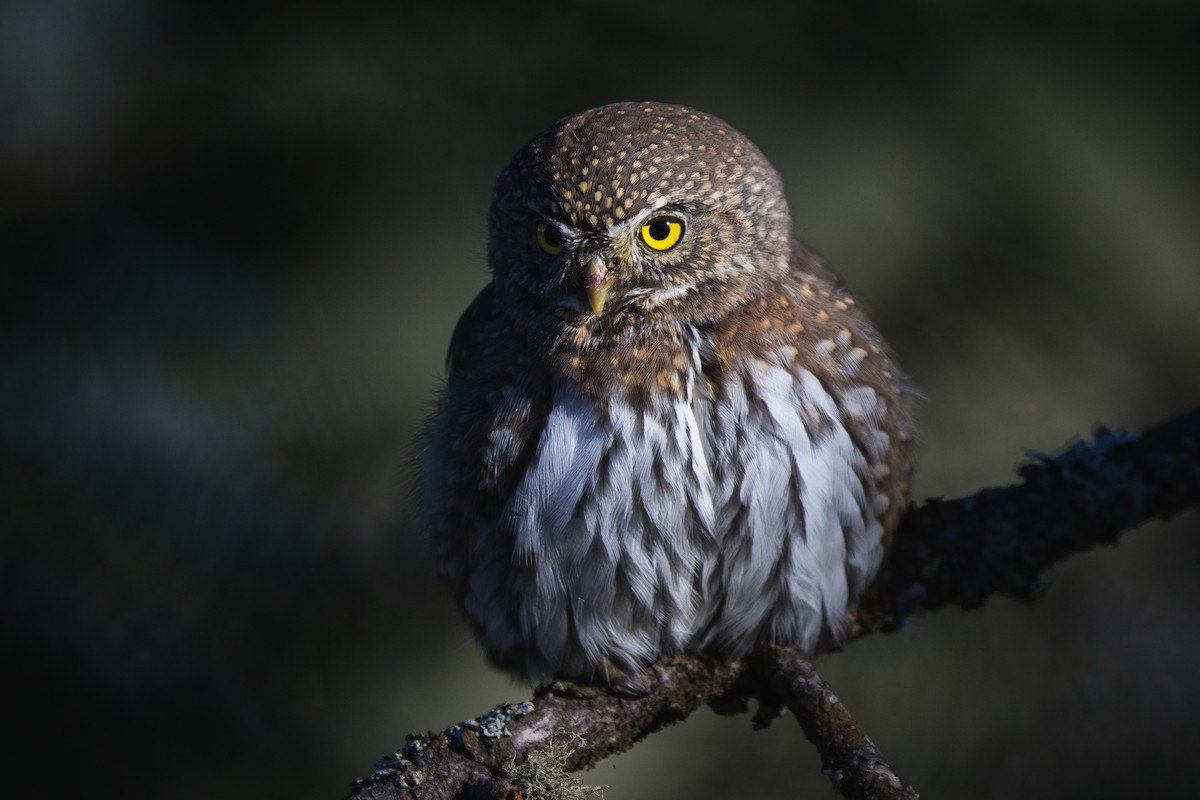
790 238 847 291
445 282 496 378
785 237 914 540
435 282 550 504
440 282 551 500
426 282 553 670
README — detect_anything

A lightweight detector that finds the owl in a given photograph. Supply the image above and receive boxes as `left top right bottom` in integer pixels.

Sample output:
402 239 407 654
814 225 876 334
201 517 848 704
422 102 912 686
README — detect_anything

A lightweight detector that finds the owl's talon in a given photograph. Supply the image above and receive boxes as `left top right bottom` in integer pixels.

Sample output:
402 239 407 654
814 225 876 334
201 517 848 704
708 693 749 717
594 661 652 697
609 675 651 698
752 700 785 730
544 680 606 700
542 665 649 699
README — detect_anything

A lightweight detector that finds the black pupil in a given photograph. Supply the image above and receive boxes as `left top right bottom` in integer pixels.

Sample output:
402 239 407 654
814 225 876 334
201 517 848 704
542 225 563 248
648 218 672 240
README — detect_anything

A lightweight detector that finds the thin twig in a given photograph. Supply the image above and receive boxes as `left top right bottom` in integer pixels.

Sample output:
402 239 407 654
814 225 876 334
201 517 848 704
750 645 919 800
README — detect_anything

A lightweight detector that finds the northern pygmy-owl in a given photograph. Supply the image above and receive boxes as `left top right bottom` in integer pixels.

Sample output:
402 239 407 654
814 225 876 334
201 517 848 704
423 102 912 685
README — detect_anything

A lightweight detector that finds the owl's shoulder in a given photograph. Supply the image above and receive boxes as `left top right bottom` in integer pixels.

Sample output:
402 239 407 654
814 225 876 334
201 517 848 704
446 282 504 379
442 281 553 397
697 241 843 379
431 281 554 505
699 239 908 417
789 238 847 291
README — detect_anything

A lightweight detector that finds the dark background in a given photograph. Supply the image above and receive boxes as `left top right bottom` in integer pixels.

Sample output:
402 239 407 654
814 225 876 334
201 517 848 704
3 2 1199 798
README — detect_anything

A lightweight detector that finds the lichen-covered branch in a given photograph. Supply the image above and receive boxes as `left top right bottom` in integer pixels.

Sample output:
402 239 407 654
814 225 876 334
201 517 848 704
348 656 744 800
856 405 1200 631
347 406 1200 800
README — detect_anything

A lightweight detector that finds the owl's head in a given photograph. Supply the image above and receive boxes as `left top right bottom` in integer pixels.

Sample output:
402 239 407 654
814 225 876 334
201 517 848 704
488 102 793 324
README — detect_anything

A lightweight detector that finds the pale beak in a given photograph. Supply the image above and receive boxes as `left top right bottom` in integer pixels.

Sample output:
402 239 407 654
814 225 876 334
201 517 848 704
583 255 612 315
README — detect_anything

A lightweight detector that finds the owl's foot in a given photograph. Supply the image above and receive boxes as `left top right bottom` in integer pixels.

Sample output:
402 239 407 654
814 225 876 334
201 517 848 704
601 664 651 698
708 663 754 717
583 656 653 697
544 661 652 698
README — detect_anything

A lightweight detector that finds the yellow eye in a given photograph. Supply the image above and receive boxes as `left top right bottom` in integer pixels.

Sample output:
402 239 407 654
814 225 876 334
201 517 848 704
639 215 684 251
535 220 564 255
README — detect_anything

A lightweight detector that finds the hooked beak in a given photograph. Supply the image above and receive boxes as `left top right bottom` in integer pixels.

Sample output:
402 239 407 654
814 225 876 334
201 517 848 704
583 255 612 315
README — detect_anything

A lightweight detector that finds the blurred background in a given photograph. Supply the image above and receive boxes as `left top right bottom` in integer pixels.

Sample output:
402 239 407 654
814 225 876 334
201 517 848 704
3 2 1198 798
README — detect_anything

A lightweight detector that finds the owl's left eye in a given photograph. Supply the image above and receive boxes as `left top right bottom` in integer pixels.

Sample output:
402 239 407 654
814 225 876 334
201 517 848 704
639 215 684 251
535 221 565 255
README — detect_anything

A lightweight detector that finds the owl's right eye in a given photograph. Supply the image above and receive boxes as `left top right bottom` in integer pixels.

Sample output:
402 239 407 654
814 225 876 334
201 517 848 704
535 221 565 255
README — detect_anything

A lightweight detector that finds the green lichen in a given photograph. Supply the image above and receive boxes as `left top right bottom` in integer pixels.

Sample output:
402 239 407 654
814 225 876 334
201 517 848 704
507 730 608 800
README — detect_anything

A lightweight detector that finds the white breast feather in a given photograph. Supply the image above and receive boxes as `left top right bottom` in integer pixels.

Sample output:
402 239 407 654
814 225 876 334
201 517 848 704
507 380 716 676
499 347 883 676
702 360 880 653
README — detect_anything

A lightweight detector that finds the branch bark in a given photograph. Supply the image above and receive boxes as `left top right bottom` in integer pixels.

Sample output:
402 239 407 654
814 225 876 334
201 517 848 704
347 406 1200 800
749 645 919 800
857 405 1200 630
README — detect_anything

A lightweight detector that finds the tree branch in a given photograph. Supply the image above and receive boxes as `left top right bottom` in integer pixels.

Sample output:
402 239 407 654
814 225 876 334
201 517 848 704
349 656 745 800
857 405 1200 630
749 645 919 800
347 406 1200 800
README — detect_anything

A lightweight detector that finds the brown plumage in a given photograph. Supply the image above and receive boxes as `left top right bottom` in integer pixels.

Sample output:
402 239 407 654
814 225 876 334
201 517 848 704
423 102 913 685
